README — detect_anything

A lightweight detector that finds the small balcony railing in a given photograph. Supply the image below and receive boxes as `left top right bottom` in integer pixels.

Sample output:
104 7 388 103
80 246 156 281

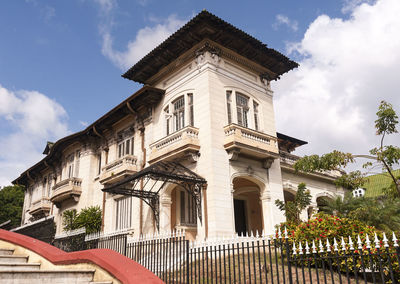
51 177 82 207
279 151 301 166
223 124 279 161
99 155 138 185
29 197 52 216
148 126 200 163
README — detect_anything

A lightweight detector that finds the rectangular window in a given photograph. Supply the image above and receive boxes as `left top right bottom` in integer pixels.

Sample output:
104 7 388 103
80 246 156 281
115 197 133 230
173 96 185 131
97 153 102 175
188 93 194 126
226 91 232 124
164 106 171 135
47 176 52 197
67 154 74 178
179 190 197 226
253 101 259 130
75 151 80 177
118 137 134 158
236 93 249 128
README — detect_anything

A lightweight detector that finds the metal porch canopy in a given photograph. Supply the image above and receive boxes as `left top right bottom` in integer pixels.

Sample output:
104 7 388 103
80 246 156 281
102 161 207 230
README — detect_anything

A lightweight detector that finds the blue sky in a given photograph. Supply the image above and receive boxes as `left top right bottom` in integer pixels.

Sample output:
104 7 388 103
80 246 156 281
1 0 399 185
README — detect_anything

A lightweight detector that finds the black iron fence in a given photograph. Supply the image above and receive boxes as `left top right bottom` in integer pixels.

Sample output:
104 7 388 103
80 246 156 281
54 228 400 284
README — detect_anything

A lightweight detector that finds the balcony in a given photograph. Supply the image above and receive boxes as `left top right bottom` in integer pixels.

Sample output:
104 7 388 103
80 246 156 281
29 197 51 217
223 124 279 165
99 155 138 185
279 151 300 167
51 177 82 207
148 126 200 164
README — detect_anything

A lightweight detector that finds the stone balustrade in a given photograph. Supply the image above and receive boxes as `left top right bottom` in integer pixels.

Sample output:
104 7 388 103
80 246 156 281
51 177 82 207
148 126 200 163
99 155 138 185
223 124 279 161
29 197 52 216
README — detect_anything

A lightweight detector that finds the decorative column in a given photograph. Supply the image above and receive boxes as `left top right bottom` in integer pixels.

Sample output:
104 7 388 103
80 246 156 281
159 195 172 233
260 191 275 235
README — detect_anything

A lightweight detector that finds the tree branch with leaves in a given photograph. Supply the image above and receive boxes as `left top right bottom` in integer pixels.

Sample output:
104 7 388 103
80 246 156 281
294 101 400 196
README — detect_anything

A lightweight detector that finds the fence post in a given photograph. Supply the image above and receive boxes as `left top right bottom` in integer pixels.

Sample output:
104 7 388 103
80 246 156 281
284 229 293 284
124 233 128 256
186 240 190 284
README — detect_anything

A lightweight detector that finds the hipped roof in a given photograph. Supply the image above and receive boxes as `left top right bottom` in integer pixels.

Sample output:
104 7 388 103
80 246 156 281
123 10 298 84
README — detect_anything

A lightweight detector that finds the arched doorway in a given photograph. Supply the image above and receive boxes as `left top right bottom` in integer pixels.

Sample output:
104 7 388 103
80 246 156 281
316 195 333 213
232 177 263 236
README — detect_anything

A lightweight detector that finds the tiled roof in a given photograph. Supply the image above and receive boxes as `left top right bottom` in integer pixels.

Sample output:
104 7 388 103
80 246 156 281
123 10 298 83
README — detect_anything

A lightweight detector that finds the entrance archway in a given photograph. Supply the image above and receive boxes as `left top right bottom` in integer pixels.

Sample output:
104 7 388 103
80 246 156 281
232 177 263 236
316 196 333 213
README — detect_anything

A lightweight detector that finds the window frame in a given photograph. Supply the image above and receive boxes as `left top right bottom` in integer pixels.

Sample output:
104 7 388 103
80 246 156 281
164 92 195 136
115 196 133 231
225 89 262 131
179 190 197 226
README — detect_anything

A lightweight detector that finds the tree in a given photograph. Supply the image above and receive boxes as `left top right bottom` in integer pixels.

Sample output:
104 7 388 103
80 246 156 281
0 185 25 228
294 101 400 195
317 192 400 232
275 183 311 225
62 206 102 234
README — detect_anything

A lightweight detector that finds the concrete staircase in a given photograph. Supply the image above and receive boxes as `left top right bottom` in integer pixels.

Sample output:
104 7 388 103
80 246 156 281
0 248 112 284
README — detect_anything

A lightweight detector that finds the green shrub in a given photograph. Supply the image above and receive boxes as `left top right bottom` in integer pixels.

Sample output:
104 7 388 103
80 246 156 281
62 206 101 234
277 213 400 281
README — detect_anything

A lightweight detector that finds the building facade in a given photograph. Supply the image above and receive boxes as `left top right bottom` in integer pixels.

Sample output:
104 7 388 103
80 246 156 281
13 11 343 240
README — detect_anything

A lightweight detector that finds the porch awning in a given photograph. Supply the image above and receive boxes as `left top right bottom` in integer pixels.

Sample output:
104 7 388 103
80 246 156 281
102 161 207 230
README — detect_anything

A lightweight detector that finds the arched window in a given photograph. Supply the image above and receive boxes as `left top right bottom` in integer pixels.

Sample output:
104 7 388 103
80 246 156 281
164 93 194 135
226 90 261 130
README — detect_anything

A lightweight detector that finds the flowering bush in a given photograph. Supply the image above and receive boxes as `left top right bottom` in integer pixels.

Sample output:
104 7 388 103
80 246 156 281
277 213 399 281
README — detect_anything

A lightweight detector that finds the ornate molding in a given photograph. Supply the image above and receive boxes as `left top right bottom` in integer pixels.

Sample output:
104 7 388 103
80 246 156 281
262 158 274 169
228 150 240 161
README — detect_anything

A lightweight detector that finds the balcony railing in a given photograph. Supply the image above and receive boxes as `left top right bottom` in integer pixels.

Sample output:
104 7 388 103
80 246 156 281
148 126 200 163
51 177 82 207
279 151 301 166
223 124 279 161
29 197 52 216
99 155 138 184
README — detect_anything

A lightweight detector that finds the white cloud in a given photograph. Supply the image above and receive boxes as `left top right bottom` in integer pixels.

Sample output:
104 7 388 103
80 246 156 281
0 85 69 186
273 14 298 32
89 0 186 70
101 14 186 70
341 0 375 14
92 0 116 13
273 0 400 166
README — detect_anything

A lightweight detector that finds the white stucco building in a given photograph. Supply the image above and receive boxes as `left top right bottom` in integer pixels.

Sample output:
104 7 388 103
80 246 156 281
13 11 343 240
